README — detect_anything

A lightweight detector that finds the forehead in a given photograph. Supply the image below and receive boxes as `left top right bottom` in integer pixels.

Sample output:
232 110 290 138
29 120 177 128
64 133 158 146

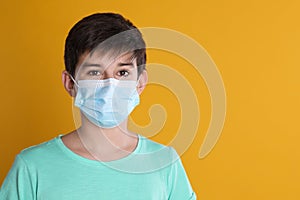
76 50 136 69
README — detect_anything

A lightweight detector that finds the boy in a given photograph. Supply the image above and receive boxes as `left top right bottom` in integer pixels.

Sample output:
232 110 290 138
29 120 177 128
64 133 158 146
0 13 196 199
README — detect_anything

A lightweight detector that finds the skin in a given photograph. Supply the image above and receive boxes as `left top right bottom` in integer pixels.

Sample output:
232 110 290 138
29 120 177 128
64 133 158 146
61 51 148 162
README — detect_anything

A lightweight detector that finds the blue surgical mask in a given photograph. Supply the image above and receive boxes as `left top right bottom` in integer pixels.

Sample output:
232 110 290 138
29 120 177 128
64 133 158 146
71 77 140 128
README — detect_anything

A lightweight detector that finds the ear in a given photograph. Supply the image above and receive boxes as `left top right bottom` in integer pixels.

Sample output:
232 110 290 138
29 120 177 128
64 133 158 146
137 70 148 95
62 70 76 97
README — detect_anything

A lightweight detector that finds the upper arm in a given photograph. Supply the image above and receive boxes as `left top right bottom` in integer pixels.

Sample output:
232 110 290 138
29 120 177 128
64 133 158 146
0 155 36 200
167 149 197 200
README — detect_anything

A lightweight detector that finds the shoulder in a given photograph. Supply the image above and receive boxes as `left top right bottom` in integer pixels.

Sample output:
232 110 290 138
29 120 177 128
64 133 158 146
123 135 180 173
17 136 61 165
138 135 179 161
138 135 176 154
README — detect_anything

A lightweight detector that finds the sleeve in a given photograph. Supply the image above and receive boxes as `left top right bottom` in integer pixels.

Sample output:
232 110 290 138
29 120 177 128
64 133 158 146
0 155 36 200
167 148 197 200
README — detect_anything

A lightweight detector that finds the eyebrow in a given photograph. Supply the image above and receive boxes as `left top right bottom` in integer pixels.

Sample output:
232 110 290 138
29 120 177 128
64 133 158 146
81 62 135 68
81 62 102 68
118 62 135 68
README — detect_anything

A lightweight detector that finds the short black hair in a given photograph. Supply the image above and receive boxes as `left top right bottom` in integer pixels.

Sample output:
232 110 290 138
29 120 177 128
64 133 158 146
64 13 146 77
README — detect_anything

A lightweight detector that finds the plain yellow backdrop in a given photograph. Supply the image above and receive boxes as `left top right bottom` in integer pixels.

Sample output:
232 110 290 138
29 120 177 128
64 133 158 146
0 0 299 199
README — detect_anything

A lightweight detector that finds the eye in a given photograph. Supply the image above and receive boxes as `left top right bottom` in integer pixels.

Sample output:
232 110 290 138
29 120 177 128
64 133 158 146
117 70 129 77
87 70 101 76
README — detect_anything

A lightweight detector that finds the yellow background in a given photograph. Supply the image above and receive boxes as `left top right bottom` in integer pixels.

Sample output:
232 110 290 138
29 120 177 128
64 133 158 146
0 0 299 199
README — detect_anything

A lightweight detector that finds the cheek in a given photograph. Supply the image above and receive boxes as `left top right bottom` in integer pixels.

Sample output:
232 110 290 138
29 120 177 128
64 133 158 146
136 83 145 94
131 68 138 79
74 68 86 80
71 88 77 97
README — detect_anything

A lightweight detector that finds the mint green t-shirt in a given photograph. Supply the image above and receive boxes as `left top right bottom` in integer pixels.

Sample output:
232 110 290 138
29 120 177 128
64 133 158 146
0 134 196 200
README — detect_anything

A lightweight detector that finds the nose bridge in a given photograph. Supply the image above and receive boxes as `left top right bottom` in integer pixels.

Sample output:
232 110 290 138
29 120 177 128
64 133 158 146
101 67 114 79
101 57 118 79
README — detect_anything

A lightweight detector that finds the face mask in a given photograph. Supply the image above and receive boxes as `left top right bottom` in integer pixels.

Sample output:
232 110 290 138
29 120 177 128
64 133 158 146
71 77 140 128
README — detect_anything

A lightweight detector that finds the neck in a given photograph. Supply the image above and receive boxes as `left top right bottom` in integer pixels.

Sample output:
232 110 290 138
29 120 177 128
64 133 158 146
76 113 137 161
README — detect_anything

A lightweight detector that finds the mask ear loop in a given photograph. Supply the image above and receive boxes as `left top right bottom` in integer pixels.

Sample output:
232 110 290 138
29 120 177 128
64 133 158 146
136 76 141 87
68 73 79 88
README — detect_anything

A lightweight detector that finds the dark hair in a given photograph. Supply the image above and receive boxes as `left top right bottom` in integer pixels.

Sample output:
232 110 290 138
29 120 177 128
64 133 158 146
64 13 146 77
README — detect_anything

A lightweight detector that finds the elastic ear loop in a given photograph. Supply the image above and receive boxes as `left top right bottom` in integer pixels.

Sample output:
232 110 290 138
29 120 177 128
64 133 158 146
68 73 79 88
136 74 145 88
136 76 140 87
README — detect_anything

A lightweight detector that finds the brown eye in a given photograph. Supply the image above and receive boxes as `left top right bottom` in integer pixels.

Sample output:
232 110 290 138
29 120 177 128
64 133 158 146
88 71 101 76
117 70 129 77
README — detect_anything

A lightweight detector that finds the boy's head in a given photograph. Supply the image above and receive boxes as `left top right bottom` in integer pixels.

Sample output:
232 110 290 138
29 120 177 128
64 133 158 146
64 13 146 79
